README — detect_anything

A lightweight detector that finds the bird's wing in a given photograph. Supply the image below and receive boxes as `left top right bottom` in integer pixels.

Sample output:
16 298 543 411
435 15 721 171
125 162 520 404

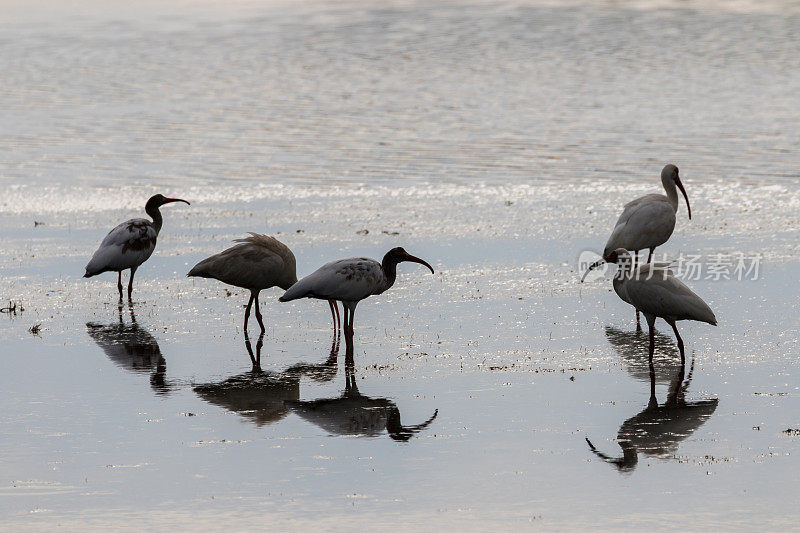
188 241 296 290
604 195 676 255
625 273 717 325
280 258 384 302
85 219 157 275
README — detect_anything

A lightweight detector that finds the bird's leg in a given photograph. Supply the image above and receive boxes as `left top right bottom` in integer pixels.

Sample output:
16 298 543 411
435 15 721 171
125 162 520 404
669 320 685 365
117 271 124 300
647 247 654 264
243 292 255 332
254 292 265 333
127 267 137 300
334 301 341 332
344 307 355 357
633 252 642 331
646 315 657 365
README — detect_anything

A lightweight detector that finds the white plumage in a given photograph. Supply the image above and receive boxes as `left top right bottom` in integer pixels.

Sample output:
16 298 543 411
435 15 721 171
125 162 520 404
188 233 298 333
84 194 190 299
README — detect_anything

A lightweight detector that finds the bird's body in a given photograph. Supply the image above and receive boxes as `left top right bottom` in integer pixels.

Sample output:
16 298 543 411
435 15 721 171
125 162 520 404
84 194 190 300
585 248 715 364
281 257 392 303
188 233 298 333
280 247 434 354
602 165 692 327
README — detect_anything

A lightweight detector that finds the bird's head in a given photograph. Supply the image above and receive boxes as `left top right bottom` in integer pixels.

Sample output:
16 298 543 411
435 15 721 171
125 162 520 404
146 194 191 209
383 247 435 274
580 248 631 282
662 164 691 220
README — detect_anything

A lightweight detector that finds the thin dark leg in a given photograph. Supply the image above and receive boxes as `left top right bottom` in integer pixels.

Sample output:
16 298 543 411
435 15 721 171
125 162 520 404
344 307 355 357
634 251 641 331
128 267 136 300
648 320 655 364
647 247 654 264
334 301 341 331
254 292 265 333
244 293 255 332
669 321 685 365
117 271 123 300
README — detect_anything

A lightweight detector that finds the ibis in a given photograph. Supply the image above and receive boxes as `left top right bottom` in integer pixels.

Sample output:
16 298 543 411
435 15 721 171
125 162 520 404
279 247 434 353
601 164 691 326
583 248 716 364
84 194 190 299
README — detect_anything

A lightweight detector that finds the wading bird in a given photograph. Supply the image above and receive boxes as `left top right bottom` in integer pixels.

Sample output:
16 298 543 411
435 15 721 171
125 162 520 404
279 247 434 354
188 233 298 334
601 164 692 327
84 194 190 299
583 248 716 364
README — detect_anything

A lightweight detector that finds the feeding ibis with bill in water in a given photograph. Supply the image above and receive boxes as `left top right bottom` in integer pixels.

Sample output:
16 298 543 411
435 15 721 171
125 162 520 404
84 194 190 300
187 233 341 334
582 248 716 365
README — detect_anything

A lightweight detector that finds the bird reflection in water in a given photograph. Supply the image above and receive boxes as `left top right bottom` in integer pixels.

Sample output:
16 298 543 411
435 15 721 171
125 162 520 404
604 326 684 386
288 361 438 442
193 331 339 427
585 330 718 472
86 302 173 395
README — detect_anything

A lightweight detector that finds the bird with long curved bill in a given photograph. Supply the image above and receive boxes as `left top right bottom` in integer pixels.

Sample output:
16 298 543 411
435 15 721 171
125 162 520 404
601 164 692 328
279 247 435 354
582 247 716 365
84 194 190 300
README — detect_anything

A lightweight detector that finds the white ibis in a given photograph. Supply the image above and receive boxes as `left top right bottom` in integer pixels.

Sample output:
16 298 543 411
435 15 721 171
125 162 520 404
279 247 434 353
84 194 190 299
583 248 716 364
602 164 691 326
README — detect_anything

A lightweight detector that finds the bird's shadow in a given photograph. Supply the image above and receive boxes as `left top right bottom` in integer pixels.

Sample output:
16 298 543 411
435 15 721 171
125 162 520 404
585 328 718 472
192 332 340 427
287 361 438 442
86 302 174 395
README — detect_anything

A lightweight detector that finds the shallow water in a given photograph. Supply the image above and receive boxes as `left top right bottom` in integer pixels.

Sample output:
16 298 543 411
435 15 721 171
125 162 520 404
1 0 799 530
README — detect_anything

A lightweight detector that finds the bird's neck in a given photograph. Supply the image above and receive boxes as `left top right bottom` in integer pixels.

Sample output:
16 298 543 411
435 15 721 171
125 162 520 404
381 258 398 289
662 176 679 212
145 204 163 234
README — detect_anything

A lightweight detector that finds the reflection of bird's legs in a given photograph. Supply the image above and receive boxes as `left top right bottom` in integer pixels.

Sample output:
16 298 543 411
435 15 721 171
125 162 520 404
117 271 124 300
244 331 263 371
668 320 685 365
243 292 255 332
253 291 265 333
128 266 137 300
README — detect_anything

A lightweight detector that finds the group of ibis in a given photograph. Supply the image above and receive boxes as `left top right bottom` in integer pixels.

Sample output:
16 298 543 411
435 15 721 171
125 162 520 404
83 194 434 353
83 163 715 365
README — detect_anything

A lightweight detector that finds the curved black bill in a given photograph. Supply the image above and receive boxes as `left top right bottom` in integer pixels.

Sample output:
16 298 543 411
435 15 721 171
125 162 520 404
404 253 435 274
676 179 690 220
580 259 606 283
